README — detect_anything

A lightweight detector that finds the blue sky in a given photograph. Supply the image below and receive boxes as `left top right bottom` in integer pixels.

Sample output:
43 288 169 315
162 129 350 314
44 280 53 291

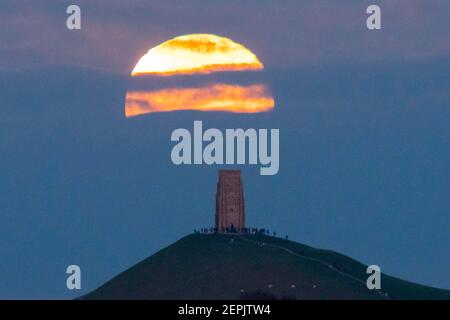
1 0 450 72
0 1 449 298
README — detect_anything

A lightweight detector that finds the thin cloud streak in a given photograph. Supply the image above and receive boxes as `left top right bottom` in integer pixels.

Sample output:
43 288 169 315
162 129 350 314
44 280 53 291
0 1 449 72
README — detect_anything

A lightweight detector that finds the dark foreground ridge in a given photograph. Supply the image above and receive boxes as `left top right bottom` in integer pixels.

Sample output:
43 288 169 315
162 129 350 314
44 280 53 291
81 234 450 300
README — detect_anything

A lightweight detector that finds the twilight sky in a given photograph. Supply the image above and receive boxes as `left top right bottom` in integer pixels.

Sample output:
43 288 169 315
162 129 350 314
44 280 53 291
1 0 450 73
0 1 449 298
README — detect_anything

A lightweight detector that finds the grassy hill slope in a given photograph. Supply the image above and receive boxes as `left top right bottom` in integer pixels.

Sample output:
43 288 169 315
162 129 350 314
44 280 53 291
82 234 450 300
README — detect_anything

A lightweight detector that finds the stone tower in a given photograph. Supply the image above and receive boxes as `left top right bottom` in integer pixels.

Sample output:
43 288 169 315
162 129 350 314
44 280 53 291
215 170 245 232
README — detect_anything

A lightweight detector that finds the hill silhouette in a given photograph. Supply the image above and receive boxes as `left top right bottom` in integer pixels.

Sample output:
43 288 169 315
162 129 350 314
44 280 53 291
82 234 450 300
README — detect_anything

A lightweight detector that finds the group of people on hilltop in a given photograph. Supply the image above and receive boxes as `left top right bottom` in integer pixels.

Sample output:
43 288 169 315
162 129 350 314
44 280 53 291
195 226 288 239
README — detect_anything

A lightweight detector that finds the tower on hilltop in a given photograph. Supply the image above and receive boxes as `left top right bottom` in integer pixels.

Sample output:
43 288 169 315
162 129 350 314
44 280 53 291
215 170 245 232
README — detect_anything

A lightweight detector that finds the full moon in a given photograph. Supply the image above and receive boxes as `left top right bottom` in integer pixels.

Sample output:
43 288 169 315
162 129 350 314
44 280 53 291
131 34 264 76
126 34 274 117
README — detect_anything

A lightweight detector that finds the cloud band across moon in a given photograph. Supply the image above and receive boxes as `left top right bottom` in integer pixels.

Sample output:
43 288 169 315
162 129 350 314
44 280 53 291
125 34 274 117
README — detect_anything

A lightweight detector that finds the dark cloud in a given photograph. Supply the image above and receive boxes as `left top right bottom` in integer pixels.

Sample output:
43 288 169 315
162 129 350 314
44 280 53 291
1 1 449 72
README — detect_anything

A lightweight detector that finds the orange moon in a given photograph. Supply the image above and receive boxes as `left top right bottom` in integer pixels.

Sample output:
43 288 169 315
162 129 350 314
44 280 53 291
126 34 274 117
131 34 264 76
